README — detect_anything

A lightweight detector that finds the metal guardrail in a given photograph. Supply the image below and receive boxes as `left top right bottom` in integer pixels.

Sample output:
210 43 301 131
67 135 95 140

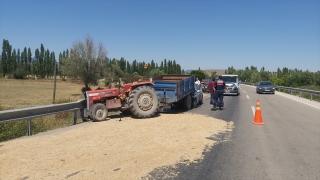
242 82 320 101
0 99 86 136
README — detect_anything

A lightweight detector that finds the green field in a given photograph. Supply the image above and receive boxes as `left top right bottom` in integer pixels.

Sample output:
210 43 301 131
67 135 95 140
0 78 102 142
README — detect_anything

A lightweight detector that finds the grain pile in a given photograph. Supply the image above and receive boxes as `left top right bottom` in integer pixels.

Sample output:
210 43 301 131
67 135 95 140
0 112 233 180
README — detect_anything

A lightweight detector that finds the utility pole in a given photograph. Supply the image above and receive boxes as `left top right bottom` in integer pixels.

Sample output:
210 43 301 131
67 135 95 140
53 61 57 104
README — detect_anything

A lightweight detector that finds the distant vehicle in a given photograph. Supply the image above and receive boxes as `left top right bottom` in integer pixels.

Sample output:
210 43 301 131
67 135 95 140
256 81 275 94
193 83 204 107
221 74 240 96
201 79 211 93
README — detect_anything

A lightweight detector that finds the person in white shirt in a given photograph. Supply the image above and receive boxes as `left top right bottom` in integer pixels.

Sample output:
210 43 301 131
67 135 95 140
195 78 200 85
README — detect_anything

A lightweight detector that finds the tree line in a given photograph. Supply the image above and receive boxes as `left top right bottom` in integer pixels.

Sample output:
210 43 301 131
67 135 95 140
226 66 320 87
1 40 56 79
0 38 185 90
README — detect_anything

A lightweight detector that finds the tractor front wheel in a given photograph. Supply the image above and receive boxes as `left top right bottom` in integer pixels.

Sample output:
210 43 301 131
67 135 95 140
90 103 108 121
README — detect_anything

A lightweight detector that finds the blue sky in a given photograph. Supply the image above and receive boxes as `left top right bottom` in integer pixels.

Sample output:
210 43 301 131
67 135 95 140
0 0 319 72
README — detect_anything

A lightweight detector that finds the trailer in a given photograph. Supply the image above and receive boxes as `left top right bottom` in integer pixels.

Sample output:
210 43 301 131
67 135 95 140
152 75 202 111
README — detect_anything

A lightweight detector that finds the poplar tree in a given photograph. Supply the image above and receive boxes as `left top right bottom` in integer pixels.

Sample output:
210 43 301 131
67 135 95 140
34 48 40 76
39 44 45 78
27 48 32 75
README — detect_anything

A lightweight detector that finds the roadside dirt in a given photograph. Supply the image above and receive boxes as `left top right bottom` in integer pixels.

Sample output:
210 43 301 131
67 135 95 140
0 112 233 180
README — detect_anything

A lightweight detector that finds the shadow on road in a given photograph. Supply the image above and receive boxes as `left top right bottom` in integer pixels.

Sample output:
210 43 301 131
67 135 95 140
140 128 233 180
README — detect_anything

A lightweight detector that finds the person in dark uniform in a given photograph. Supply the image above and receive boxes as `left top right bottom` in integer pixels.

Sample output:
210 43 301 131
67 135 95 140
212 75 226 110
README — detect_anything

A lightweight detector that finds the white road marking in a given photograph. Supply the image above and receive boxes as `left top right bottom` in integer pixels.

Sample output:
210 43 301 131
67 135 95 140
243 91 246 93
242 84 255 88
246 95 250 99
251 106 255 116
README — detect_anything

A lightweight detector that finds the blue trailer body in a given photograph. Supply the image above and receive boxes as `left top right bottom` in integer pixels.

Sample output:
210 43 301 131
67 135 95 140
152 75 196 107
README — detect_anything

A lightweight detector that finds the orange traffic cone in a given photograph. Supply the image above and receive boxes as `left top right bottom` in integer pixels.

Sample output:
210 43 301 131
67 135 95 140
252 100 265 125
255 99 260 107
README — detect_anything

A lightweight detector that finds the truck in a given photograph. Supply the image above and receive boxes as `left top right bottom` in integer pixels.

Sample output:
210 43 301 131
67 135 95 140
221 74 240 96
152 75 203 111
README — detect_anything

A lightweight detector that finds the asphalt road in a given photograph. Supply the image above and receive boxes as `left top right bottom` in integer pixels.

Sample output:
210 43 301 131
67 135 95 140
146 85 320 180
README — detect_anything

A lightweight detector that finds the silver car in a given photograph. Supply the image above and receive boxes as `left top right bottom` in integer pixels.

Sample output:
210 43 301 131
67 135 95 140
256 81 275 94
193 84 203 107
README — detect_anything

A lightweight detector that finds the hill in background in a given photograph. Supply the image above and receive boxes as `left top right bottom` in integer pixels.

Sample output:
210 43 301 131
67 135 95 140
185 69 226 77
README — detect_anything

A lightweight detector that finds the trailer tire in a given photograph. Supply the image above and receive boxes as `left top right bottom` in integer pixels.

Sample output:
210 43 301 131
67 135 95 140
90 103 108 121
129 85 159 118
183 95 192 110
192 97 198 108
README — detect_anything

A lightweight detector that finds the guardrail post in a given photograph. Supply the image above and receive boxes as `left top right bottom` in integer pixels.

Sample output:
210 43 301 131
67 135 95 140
27 119 32 136
73 111 77 125
299 92 302 97
311 94 313 101
290 90 292 95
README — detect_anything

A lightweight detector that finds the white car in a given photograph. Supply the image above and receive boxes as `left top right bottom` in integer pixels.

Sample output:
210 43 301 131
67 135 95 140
221 74 240 96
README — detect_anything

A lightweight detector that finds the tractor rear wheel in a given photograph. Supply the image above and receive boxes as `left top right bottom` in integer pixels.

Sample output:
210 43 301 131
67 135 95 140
90 103 108 121
129 85 159 118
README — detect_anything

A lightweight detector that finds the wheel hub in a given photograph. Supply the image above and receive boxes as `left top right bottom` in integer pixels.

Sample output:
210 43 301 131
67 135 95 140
96 109 105 118
138 93 153 111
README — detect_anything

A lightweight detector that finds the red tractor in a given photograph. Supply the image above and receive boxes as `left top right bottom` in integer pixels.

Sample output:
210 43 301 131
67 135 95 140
80 81 159 121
